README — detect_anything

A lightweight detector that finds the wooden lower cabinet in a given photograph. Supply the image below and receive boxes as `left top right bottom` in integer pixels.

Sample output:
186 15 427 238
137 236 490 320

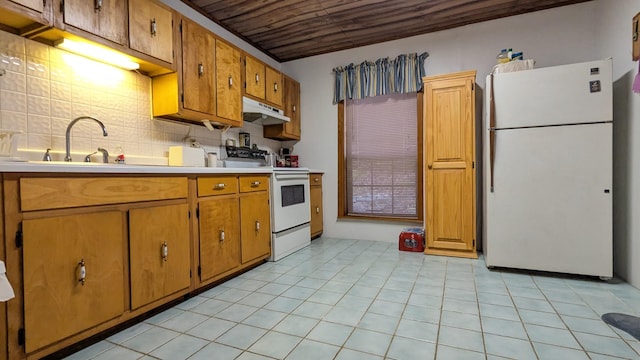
309 173 323 239
240 191 271 263
239 175 271 263
129 203 191 309
22 211 125 353
198 196 241 281
423 70 477 259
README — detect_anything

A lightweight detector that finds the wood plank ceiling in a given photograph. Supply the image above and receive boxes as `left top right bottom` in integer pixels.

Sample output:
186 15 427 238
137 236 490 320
181 0 593 62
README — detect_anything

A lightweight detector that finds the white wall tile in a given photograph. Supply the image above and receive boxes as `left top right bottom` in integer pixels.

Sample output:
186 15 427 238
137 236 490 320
0 50 26 74
1 111 27 131
51 100 72 119
50 81 71 101
1 90 27 112
0 31 25 54
27 114 51 134
27 133 51 149
27 95 50 116
0 71 26 92
26 40 49 62
26 57 49 79
27 75 50 97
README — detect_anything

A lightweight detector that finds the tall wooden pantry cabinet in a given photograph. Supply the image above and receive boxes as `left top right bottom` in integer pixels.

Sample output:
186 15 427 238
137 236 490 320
423 70 477 259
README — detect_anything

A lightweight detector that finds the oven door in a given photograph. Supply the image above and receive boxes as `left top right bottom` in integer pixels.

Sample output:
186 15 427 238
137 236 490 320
271 171 311 232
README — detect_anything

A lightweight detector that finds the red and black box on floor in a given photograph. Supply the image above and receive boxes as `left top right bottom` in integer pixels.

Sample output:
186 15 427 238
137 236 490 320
399 227 425 252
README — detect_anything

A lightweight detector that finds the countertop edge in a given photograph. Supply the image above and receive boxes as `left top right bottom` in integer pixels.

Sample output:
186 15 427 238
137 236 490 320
0 163 274 174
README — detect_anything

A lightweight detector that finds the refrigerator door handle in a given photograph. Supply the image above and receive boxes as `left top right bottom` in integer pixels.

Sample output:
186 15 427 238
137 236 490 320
489 73 496 192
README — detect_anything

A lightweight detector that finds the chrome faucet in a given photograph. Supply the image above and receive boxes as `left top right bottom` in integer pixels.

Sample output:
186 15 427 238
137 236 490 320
65 116 108 162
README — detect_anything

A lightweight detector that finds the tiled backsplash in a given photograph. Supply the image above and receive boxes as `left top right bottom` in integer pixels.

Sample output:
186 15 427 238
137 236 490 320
0 30 282 164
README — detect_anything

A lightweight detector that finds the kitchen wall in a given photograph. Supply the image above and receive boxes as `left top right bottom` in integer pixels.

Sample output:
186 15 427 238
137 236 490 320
0 31 281 164
283 0 640 288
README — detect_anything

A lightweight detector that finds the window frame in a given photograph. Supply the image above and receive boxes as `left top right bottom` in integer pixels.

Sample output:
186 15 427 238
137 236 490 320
337 91 424 223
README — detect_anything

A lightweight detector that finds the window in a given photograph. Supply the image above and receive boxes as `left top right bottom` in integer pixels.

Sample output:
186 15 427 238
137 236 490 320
338 92 423 221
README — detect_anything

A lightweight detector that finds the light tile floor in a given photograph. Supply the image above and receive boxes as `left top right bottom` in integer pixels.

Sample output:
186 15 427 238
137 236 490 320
64 238 640 360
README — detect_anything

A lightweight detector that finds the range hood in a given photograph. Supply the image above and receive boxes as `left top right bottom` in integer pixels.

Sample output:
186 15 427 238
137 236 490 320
243 97 290 125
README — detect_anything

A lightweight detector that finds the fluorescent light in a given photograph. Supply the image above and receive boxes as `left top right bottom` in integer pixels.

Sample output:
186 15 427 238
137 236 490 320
55 38 140 71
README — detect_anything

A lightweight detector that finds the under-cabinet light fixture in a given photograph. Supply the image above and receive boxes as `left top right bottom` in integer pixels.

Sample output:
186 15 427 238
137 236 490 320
55 38 140 71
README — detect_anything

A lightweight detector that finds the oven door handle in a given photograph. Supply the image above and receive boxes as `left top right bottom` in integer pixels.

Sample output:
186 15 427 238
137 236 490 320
274 173 309 181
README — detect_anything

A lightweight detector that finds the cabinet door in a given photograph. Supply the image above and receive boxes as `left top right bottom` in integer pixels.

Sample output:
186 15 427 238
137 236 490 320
129 203 191 309
424 72 476 258
182 19 215 115
216 40 242 124
240 192 271 263
199 196 241 281
310 185 323 238
129 0 173 64
23 211 125 353
63 0 127 45
11 0 42 12
284 76 300 138
265 66 283 106
244 55 265 99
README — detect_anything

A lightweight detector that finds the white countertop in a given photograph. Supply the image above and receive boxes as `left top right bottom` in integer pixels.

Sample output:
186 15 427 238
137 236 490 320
0 161 274 174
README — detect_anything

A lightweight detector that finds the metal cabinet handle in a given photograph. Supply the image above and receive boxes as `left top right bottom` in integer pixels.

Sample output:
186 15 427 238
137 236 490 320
255 73 259 83
161 242 168 261
293 105 296 112
214 183 226 190
228 75 233 87
95 0 103 11
150 18 157 36
198 63 204 77
316 207 320 214
251 181 260 187
273 82 278 92
220 229 225 242
255 221 260 231
314 177 319 182
78 259 86 286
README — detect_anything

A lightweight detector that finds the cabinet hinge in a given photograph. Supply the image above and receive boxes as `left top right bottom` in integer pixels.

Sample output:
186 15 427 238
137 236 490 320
471 83 474 90
472 161 475 169
179 22 182 33
473 239 476 248
196 207 199 218
181 93 184 103
59 0 63 13
197 265 201 277
188 210 191 219
15 224 23 248
18 328 25 346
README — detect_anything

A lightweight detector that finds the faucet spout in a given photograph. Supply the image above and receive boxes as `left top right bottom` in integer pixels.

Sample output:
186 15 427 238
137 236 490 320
65 116 108 162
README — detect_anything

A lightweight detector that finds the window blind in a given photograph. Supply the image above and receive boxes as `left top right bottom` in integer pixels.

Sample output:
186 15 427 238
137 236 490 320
345 93 418 217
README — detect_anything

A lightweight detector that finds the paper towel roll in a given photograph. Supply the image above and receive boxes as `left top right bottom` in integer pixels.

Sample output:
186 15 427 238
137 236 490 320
0 261 15 302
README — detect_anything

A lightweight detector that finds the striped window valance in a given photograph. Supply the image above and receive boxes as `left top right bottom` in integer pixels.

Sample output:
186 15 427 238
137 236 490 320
333 52 429 104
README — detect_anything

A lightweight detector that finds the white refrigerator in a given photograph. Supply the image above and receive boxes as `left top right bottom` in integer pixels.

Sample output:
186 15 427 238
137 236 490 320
484 59 613 278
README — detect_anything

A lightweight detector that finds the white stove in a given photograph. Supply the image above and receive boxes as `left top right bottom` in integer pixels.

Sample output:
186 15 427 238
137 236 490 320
223 156 311 261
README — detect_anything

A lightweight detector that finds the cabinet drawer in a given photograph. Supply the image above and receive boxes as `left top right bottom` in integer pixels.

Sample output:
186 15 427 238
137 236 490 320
239 175 269 193
310 173 323 187
198 176 238 196
20 177 188 211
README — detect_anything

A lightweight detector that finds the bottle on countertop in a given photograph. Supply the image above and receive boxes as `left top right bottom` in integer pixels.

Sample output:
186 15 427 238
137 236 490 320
115 146 125 164
497 49 509 64
507 48 513 60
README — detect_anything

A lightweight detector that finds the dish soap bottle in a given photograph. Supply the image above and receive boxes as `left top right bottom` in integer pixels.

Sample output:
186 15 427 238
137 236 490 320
115 146 125 164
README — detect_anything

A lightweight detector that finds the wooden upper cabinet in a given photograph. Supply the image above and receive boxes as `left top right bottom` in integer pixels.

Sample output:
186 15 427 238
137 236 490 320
128 0 173 64
182 18 216 116
265 65 283 106
216 39 242 125
62 0 128 45
22 211 125 353
264 74 300 140
244 55 265 100
1 0 53 30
